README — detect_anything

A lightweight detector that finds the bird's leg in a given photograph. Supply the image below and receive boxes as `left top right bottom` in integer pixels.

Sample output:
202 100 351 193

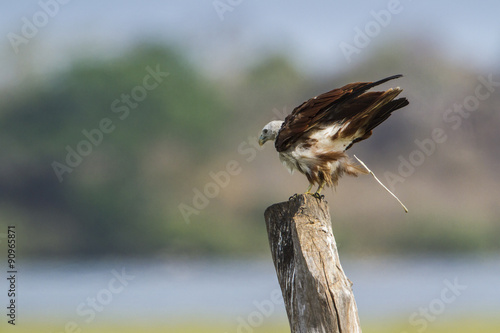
304 184 313 195
316 182 325 195
313 181 326 199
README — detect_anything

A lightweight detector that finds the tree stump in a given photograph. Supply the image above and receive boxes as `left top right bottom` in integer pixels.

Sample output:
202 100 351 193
264 194 361 333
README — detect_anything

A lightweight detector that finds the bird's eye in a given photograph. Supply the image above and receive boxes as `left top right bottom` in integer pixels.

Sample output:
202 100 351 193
263 129 268 134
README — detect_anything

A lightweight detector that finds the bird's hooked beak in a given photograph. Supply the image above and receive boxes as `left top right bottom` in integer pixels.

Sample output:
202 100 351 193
258 136 266 146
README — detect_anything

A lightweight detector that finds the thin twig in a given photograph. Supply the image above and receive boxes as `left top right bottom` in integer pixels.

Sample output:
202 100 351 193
354 155 408 213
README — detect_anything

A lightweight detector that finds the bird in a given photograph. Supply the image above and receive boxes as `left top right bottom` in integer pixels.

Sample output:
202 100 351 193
258 74 409 198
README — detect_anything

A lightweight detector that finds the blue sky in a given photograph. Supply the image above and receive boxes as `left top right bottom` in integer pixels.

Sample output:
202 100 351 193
1 0 499 83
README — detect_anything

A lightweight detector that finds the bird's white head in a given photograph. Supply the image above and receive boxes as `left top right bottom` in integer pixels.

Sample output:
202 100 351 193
258 120 284 146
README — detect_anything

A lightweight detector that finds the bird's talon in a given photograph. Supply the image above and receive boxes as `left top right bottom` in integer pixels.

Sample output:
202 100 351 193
289 193 298 201
312 193 324 200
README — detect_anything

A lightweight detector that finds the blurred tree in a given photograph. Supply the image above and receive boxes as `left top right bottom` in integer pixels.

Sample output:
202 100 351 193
0 42 497 258
0 45 230 257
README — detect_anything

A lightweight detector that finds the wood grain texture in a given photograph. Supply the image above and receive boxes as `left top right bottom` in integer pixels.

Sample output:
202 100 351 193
264 194 361 333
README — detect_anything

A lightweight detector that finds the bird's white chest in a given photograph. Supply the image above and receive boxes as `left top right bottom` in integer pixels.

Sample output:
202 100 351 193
278 151 298 173
278 141 325 175
277 125 350 174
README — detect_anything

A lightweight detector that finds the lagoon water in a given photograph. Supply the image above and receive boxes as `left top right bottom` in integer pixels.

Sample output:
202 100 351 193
10 255 500 326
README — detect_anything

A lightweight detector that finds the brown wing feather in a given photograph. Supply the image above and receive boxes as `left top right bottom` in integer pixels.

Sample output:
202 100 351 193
275 74 407 152
343 91 409 150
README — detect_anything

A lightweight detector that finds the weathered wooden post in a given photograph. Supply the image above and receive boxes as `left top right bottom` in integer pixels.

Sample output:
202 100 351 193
264 194 362 333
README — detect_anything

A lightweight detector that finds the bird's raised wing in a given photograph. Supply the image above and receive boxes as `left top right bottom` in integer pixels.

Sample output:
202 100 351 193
275 74 408 152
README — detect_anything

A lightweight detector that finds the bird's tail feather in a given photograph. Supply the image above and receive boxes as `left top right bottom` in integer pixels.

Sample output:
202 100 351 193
363 89 409 134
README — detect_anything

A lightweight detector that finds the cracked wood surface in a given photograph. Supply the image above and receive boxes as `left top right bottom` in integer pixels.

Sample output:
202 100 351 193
264 194 362 333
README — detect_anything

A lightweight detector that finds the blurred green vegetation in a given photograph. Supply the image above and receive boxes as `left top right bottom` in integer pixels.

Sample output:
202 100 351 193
0 46 233 257
0 43 498 258
8 318 500 333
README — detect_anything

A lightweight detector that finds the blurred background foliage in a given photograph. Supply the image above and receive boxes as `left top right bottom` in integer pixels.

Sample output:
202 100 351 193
0 41 499 259
0 45 233 257
1 2 500 331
